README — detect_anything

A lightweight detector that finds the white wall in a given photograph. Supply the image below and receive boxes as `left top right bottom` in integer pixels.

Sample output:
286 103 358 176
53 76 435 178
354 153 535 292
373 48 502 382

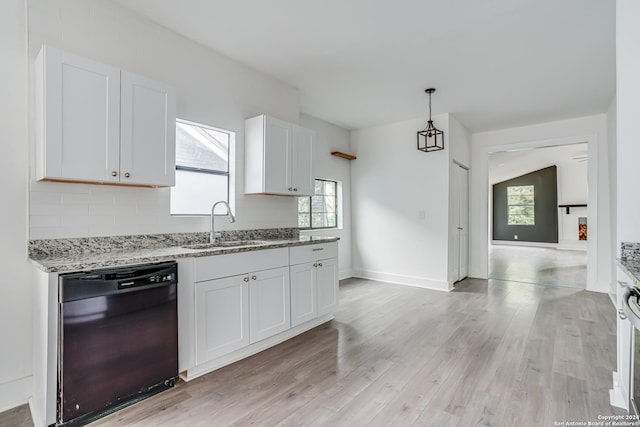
557 158 588 249
299 114 353 279
471 114 614 293
350 114 452 291
616 0 640 249
27 0 305 239
0 0 32 412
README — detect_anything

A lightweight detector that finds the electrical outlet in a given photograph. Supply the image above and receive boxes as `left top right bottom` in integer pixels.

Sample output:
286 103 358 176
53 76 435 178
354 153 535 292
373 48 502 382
514 235 518 240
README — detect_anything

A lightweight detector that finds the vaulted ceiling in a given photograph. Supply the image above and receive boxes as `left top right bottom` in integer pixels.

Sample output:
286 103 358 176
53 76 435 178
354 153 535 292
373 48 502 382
113 0 616 132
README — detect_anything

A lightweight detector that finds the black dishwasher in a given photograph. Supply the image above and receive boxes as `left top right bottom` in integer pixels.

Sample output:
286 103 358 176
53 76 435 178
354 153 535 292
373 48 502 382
58 261 178 426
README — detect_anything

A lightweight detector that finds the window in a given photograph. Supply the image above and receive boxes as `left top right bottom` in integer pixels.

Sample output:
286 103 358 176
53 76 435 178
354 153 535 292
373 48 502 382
298 179 337 229
170 119 233 215
507 185 535 225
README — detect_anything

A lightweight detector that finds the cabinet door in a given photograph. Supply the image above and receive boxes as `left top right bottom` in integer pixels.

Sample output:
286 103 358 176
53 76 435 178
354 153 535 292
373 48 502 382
249 266 291 343
317 257 339 316
291 126 314 196
195 275 249 364
290 262 317 327
40 46 120 182
264 117 291 194
120 71 176 186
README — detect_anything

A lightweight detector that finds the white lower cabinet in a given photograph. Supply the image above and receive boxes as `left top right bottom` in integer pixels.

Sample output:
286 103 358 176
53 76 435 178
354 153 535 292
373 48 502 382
289 242 339 327
316 257 339 316
195 275 249 364
249 267 291 343
183 243 339 380
290 262 317 327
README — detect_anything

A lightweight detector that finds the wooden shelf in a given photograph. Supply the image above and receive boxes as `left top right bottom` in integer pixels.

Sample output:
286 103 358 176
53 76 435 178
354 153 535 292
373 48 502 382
558 204 587 214
331 151 357 161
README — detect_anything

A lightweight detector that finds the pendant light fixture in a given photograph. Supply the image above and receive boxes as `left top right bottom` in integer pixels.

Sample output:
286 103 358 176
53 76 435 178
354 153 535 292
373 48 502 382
417 88 444 152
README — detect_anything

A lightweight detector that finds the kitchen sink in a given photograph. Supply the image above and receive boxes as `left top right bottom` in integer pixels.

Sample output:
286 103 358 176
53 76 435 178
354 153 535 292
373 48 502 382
182 240 270 250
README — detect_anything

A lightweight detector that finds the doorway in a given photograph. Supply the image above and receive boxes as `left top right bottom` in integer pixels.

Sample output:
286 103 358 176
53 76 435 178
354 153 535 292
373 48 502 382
487 143 588 288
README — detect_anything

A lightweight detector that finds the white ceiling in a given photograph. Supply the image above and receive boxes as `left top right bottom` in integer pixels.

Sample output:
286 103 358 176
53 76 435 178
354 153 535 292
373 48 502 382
488 142 588 184
112 0 616 132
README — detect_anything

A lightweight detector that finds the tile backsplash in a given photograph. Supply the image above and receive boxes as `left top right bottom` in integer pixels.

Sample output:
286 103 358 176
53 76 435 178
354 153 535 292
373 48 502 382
29 180 209 239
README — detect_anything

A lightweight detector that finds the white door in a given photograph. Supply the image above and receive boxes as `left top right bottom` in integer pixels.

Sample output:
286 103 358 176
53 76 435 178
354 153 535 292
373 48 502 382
454 164 469 282
264 116 291 194
316 257 339 316
290 262 317 327
291 126 314 196
249 267 291 343
42 46 120 182
120 71 176 186
195 275 249 364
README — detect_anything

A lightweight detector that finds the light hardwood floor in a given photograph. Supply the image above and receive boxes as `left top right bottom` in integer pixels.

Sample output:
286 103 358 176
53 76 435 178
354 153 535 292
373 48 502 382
0 277 622 427
490 245 587 288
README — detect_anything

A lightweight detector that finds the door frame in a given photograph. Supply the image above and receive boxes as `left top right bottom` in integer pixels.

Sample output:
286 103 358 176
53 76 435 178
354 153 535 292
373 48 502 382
470 134 598 290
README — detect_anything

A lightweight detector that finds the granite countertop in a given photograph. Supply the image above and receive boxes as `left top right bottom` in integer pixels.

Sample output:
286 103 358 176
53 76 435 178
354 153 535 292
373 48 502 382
618 259 640 288
618 242 640 288
29 229 338 273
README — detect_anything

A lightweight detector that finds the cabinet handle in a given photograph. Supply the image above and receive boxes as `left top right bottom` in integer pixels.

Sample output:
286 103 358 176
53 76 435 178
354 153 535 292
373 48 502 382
124 172 130 178
312 248 324 251
251 275 257 280
318 262 323 267
288 187 293 191
293 188 298 192
243 277 249 282
619 308 628 320
111 171 117 177
313 263 317 267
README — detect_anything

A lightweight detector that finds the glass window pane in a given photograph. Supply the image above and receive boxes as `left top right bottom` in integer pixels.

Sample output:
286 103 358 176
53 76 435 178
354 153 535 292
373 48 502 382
315 180 324 195
298 214 310 228
312 213 326 228
507 185 534 196
298 197 310 213
324 181 336 195
326 213 337 227
324 195 336 213
508 195 534 205
176 121 229 172
170 170 228 215
311 195 325 212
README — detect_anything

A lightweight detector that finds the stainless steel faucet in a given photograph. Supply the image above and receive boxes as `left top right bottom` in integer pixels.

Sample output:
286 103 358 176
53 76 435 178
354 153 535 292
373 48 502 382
210 201 235 243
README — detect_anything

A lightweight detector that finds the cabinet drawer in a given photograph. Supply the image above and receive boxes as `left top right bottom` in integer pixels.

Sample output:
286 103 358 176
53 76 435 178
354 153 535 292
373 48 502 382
289 242 338 265
195 248 288 282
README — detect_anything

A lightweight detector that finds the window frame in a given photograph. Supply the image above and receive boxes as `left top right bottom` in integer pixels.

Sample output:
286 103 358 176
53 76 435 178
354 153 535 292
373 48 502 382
171 118 233 216
298 178 338 230
506 184 535 226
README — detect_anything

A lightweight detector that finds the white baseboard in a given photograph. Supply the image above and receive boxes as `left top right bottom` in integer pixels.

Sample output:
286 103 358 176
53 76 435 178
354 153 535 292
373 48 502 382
557 239 588 251
492 240 558 249
351 269 451 292
339 268 353 280
0 375 31 414
610 371 629 410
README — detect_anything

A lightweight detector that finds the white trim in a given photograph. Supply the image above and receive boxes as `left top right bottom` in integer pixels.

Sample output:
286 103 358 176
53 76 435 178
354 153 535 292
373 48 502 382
491 240 558 249
351 269 452 292
557 239 588 251
339 268 353 280
0 376 32 414
610 371 629 410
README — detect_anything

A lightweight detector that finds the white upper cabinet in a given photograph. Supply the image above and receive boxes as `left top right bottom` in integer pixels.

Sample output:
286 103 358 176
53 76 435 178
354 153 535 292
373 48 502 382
245 115 314 196
120 71 175 186
36 45 176 187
